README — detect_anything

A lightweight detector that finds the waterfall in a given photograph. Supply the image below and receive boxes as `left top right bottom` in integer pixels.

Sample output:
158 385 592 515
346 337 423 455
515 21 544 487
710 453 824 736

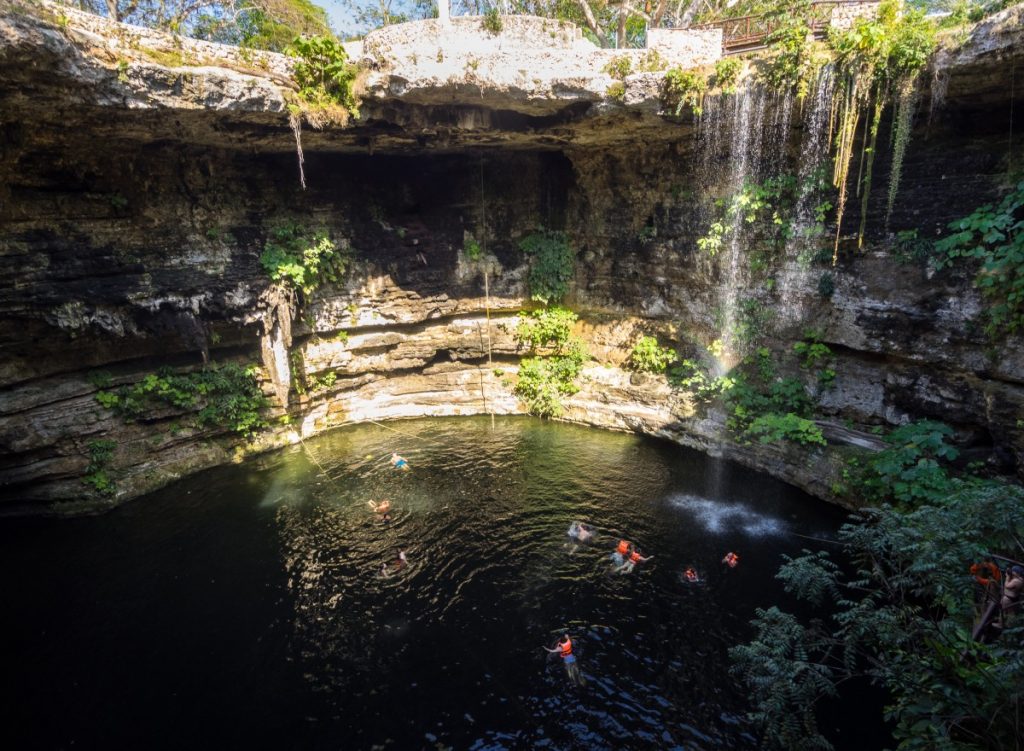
777 66 837 326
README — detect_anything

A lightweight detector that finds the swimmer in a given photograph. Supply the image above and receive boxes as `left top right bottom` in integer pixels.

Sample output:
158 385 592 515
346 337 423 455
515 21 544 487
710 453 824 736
682 566 700 583
543 634 584 686
610 539 633 567
391 452 410 470
615 548 653 575
568 521 594 543
368 499 392 514
722 552 740 568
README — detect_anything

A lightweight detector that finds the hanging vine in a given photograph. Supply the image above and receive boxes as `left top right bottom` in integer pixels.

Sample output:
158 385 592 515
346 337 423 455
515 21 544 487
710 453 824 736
826 0 935 262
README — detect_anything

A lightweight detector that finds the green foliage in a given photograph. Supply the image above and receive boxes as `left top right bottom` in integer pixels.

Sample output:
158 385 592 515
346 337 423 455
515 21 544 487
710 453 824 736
856 420 960 507
793 334 831 369
87 371 114 389
934 180 1024 337
482 7 503 35
518 230 575 304
603 55 632 80
260 222 349 296
697 175 801 256
661 67 708 116
464 236 482 261
83 439 118 496
606 81 625 101
733 474 1024 751
287 35 360 118
514 339 588 418
95 364 268 437
745 412 826 445
892 228 934 265
335 330 350 344
628 336 676 373
515 307 578 351
816 271 835 298
713 57 742 94
763 17 819 100
307 371 337 393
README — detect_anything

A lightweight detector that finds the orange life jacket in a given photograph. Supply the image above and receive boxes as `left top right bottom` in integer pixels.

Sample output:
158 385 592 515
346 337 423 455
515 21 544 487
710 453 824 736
616 540 631 555
560 639 573 658
685 568 697 581
630 550 643 563
725 552 739 567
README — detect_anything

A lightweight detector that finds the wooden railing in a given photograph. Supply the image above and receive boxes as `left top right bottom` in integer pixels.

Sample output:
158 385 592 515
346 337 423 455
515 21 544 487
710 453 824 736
692 1 878 53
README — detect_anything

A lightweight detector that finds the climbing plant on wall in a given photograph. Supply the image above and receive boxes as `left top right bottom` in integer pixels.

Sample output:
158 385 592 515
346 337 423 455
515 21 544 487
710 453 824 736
518 230 576 304
827 0 935 259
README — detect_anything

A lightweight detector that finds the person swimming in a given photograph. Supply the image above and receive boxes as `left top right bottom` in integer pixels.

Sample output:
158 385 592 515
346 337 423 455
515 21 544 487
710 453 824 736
379 550 408 577
611 539 633 567
368 499 392 514
543 633 584 686
683 566 700 583
615 548 653 574
391 453 410 470
568 522 594 543
722 552 740 568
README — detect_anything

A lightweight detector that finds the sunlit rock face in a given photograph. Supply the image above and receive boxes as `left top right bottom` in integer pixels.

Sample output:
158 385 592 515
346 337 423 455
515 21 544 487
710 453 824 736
1 4 1022 514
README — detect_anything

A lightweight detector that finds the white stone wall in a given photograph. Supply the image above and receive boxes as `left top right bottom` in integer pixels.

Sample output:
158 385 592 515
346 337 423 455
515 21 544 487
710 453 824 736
44 0 293 78
647 27 722 67
829 1 880 30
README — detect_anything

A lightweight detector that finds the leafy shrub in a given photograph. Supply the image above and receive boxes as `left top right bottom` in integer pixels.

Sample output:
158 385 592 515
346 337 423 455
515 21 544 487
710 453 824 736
606 81 625 101
83 439 118 496
518 230 575 304
762 19 817 99
816 271 835 298
744 412 826 446
603 55 632 80
856 420 960 507
713 57 742 94
515 307 577 351
96 364 268 437
482 7 503 35
288 35 360 119
628 336 676 373
464 236 482 261
260 222 349 295
514 339 587 418
662 67 708 116
934 179 1024 338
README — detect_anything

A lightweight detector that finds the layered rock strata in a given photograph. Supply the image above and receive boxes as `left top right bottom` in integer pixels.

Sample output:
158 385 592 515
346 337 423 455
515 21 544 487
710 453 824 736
1 4 1023 514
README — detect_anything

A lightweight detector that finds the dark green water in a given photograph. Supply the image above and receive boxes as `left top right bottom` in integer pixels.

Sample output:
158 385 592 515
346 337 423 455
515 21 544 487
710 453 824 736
1 416 881 750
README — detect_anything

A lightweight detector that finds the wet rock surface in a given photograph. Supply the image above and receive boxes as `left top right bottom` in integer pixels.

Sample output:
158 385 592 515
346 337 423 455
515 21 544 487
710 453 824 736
1 4 1023 513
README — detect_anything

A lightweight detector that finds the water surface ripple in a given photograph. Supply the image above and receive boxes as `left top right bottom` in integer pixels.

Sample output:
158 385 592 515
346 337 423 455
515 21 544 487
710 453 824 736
2 416 876 750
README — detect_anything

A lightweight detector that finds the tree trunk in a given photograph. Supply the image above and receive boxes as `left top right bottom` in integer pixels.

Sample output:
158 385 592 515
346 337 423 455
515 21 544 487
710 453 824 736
105 0 120 21
575 0 602 40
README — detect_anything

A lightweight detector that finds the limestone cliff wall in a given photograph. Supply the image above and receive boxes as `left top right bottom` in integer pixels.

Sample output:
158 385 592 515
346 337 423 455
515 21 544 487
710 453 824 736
1 4 1022 514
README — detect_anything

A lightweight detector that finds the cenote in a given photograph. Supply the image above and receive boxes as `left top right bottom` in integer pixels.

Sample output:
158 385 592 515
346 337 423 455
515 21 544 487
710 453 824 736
4 417 881 750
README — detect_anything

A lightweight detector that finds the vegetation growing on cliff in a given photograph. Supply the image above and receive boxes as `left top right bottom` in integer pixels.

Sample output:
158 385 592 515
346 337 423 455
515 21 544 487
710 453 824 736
733 421 1024 751
518 230 575 304
96 364 268 437
287 35 361 124
83 439 118 496
260 222 350 296
628 335 676 373
662 67 708 116
935 179 1024 338
513 307 588 417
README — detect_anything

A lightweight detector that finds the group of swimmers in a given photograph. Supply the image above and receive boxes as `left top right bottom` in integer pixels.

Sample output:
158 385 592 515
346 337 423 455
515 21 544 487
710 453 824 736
549 522 744 684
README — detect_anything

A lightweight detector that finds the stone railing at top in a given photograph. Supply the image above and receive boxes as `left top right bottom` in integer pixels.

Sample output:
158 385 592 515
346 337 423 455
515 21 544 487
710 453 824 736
693 0 881 53
358 15 723 92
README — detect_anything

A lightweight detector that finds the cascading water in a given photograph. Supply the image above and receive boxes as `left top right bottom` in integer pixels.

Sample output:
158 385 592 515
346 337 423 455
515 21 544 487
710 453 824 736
777 66 838 325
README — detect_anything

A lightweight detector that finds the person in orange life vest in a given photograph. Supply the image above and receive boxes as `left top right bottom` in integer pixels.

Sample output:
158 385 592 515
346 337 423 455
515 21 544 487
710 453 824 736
683 566 700 583
616 547 653 575
543 634 584 685
611 539 633 567
722 552 740 568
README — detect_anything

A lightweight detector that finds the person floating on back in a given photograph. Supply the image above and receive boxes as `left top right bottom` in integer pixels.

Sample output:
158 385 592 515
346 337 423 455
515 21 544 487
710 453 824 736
568 521 594 543
616 547 653 575
391 452 410 470
722 552 740 569
543 633 585 686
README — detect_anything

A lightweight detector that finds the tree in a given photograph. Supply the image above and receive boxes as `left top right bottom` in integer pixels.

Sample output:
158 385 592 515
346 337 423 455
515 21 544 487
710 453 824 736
731 422 1024 750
